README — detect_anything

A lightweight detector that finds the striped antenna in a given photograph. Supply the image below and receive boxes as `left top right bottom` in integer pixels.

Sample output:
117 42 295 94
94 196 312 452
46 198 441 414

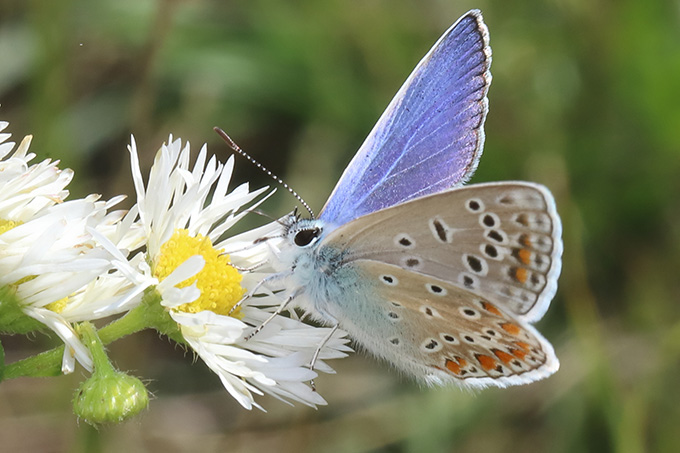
214 127 315 218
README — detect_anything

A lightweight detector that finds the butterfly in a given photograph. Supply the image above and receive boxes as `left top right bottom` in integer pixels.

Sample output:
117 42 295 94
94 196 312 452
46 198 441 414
256 9 562 388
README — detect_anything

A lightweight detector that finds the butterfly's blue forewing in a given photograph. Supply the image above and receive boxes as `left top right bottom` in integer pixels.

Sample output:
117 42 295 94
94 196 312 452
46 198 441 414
320 12 491 227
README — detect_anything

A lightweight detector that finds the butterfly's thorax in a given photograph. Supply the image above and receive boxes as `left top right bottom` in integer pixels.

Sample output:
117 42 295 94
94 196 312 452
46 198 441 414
274 217 375 324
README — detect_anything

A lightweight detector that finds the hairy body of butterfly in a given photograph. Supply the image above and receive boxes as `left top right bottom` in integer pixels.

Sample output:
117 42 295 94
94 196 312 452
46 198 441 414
262 10 562 388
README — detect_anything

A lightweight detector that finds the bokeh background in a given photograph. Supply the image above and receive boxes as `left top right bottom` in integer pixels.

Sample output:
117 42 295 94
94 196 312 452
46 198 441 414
1 0 679 452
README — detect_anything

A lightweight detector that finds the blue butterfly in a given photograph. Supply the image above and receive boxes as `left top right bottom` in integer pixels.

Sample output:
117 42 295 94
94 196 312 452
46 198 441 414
254 10 561 388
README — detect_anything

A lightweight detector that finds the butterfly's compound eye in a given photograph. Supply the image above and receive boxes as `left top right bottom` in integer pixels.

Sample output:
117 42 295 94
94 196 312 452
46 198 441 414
294 228 321 247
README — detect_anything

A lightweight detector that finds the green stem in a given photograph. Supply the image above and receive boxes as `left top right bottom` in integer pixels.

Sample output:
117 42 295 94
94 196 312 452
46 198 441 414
3 288 183 379
77 322 114 374
4 345 64 378
98 303 153 344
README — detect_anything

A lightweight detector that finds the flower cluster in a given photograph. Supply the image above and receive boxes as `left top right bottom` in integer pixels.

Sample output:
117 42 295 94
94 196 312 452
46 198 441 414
0 120 349 422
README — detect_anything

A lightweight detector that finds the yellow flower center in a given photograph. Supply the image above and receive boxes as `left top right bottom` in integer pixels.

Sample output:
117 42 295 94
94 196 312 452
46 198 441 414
0 219 23 235
45 297 69 313
153 229 245 318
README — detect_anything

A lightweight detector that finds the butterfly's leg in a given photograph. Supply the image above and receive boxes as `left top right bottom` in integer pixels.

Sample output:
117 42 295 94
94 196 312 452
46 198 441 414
244 286 302 341
308 318 339 391
309 323 339 371
228 270 293 316
228 261 266 273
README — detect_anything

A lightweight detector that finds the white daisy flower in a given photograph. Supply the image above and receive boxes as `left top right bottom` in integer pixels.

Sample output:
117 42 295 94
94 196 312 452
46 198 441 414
104 135 349 410
0 123 134 373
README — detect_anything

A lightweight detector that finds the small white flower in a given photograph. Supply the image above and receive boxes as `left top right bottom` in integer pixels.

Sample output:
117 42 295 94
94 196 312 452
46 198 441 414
106 135 349 409
0 123 133 373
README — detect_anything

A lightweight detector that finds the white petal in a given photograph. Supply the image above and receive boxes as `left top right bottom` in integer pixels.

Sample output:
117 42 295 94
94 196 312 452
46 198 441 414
157 255 205 289
24 307 93 372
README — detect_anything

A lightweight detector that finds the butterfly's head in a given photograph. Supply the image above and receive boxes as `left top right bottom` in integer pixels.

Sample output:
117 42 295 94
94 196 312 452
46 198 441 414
269 215 328 276
282 215 324 249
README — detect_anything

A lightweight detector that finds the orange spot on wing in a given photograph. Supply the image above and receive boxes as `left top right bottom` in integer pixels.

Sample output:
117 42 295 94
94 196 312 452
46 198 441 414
515 268 528 283
481 301 502 316
514 341 531 351
501 322 521 336
457 357 467 368
445 359 461 375
493 349 515 365
476 354 497 371
509 348 527 360
518 249 531 265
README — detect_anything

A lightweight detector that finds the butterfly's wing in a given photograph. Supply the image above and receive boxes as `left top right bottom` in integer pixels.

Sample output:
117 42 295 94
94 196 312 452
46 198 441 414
324 182 562 323
319 10 491 226
324 260 558 387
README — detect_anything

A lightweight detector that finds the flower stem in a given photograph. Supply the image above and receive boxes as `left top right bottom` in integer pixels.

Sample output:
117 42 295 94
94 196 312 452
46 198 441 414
77 322 115 374
3 345 64 378
98 303 152 344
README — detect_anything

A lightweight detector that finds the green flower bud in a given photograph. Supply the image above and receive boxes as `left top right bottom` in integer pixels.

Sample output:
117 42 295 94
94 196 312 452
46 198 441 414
73 369 149 425
73 322 149 426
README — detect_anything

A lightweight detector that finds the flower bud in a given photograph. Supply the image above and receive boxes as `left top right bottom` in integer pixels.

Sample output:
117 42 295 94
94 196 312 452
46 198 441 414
72 322 149 425
73 369 149 425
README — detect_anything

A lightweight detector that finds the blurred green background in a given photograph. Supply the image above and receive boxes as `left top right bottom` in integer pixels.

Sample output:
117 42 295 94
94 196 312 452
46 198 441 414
1 0 680 452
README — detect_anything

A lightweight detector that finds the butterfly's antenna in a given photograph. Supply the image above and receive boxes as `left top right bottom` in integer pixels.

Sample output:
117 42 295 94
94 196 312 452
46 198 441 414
214 127 315 219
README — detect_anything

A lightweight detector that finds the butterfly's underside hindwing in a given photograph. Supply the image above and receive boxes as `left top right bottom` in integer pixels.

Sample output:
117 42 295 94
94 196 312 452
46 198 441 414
318 182 561 385
343 261 558 387
325 182 562 324
320 10 492 226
